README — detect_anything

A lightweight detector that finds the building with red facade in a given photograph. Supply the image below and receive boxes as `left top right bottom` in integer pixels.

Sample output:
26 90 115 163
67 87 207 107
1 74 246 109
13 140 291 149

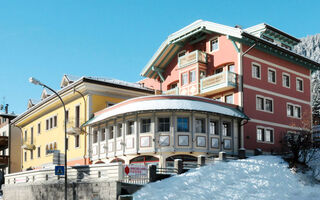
140 20 320 154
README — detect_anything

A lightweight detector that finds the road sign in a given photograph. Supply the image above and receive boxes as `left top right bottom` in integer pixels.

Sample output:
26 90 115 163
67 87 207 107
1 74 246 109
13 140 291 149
53 152 65 165
55 166 65 176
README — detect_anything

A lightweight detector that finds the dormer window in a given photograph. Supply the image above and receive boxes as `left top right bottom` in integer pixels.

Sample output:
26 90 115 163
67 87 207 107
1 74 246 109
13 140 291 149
210 38 219 52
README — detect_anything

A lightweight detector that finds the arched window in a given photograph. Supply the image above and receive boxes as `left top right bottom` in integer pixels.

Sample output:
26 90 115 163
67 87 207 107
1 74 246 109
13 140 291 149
166 154 197 168
110 158 125 164
129 156 159 165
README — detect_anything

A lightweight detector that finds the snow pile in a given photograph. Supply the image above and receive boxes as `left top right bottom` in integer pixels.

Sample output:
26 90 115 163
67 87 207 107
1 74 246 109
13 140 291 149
307 149 320 181
134 156 320 200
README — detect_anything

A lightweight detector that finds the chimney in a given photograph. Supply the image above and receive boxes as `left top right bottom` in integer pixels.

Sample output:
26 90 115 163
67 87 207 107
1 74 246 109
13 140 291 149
5 104 8 114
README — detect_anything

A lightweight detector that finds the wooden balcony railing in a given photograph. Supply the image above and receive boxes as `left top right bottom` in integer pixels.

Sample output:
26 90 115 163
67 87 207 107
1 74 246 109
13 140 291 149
164 87 179 95
200 71 237 95
178 50 207 68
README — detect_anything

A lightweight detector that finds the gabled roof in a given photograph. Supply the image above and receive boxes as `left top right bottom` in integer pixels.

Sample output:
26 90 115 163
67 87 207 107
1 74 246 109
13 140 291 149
85 95 248 126
140 20 242 79
28 99 40 109
40 88 52 100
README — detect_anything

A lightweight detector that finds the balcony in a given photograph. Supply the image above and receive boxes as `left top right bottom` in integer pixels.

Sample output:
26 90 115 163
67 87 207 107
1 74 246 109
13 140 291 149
164 87 179 95
22 142 36 151
178 50 207 68
200 71 237 95
0 136 8 150
0 155 9 166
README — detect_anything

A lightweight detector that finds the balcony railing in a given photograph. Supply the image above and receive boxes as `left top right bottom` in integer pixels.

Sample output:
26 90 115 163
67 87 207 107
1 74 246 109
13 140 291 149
164 87 179 95
0 136 8 150
200 71 237 95
0 155 9 166
178 50 207 68
22 141 36 151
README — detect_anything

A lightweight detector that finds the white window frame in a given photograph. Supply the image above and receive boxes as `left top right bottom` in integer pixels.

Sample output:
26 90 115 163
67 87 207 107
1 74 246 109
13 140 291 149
75 134 80 148
296 77 304 92
256 95 273 113
282 72 290 88
181 72 188 86
224 93 234 104
210 37 219 52
189 70 196 83
287 103 301 119
267 68 276 84
256 126 274 144
252 62 261 79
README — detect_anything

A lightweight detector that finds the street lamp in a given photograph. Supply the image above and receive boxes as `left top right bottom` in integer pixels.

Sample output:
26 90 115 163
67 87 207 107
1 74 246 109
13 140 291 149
29 77 68 200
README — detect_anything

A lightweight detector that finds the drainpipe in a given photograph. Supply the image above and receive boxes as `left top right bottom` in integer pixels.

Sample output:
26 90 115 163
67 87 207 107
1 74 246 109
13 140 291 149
73 88 87 165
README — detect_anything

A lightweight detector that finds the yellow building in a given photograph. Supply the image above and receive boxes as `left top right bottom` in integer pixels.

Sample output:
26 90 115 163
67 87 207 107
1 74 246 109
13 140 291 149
11 75 153 171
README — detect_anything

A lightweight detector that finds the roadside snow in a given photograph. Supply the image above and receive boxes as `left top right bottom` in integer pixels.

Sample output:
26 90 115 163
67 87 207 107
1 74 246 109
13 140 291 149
133 156 320 200
307 149 320 181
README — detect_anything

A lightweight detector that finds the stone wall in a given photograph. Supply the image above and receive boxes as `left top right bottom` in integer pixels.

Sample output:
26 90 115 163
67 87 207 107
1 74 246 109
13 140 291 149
3 180 122 200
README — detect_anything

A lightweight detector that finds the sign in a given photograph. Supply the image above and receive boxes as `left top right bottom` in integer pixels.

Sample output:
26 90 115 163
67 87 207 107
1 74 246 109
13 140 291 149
53 152 65 165
124 165 148 177
55 166 65 176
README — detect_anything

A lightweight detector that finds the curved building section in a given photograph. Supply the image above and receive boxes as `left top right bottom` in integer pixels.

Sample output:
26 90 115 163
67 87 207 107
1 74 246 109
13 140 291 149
86 95 247 167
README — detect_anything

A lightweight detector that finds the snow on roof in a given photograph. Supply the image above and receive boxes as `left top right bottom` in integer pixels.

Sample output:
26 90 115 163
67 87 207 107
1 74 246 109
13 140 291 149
85 76 149 90
86 95 247 126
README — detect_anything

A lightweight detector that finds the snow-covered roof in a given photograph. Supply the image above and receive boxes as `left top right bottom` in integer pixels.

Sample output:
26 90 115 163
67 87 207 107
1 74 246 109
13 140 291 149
85 95 248 126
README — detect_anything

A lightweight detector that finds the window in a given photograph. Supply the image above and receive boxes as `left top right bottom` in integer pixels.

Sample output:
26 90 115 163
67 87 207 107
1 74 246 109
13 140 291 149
127 121 134 135
195 118 205 133
282 73 290 88
101 128 106 141
24 130 27 142
224 139 231 149
252 63 261 79
211 138 219 148
50 117 53 129
189 70 196 83
158 117 170 132
268 68 276 83
37 147 41 158
209 120 218 135
296 78 303 92
46 119 49 130
46 116 57 130
196 136 206 147
75 105 80 128
66 138 69 150
141 119 151 133
46 145 49 155
181 73 188 86
117 124 122 137
31 127 34 144
215 68 223 74
37 123 41 134
200 71 206 79
222 122 231 137
109 126 114 139
159 135 170 146
228 64 235 72
93 130 98 143
75 135 80 148
287 103 301 118
65 110 69 123
140 136 151 147
24 151 27 162
225 94 233 104
256 96 273 113
210 38 219 52
178 135 189 146
30 150 33 160
177 117 189 132
257 127 274 143
54 116 57 127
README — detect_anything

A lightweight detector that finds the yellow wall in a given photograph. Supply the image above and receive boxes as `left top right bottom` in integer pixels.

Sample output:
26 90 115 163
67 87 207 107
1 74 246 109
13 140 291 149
20 94 127 170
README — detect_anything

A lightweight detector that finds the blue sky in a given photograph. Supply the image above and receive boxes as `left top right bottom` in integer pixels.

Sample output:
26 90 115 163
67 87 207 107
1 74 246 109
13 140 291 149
0 0 319 114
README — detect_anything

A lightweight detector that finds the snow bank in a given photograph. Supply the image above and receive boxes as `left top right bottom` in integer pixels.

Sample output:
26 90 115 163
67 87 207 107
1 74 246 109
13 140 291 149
307 149 320 181
134 156 320 200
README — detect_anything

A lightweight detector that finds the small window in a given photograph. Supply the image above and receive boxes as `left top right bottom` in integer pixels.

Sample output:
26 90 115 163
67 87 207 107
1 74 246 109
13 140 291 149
178 135 189 146
117 124 122 137
256 96 273 113
127 121 135 135
256 97 264 110
31 127 34 144
196 136 206 147
211 138 219 148
287 103 301 118
101 128 106 141
24 130 27 142
75 135 80 148
177 117 189 132
268 68 276 83
210 38 219 52
141 119 151 133
50 118 53 129
282 73 290 88
75 105 80 128
265 129 274 142
109 126 114 139
158 117 170 132
37 147 41 158
37 123 41 134
30 150 33 160
257 127 274 143
257 128 264 141
209 120 218 135
252 63 261 79
296 78 303 92
190 70 196 83
265 99 273 112
54 116 57 127
46 145 49 155
228 64 235 72
181 73 188 86
66 138 69 150
93 130 98 143
215 68 223 74
65 110 69 123
225 94 233 104
195 118 205 133
222 122 231 137
46 119 49 130
24 151 27 162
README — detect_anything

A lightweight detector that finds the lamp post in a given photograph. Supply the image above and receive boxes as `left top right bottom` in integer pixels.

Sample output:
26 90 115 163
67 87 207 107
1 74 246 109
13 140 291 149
29 77 68 200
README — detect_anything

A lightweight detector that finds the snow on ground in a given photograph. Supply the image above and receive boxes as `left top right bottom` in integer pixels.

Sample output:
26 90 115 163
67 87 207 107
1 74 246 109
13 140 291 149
307 148 320 181
133 156 320 200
